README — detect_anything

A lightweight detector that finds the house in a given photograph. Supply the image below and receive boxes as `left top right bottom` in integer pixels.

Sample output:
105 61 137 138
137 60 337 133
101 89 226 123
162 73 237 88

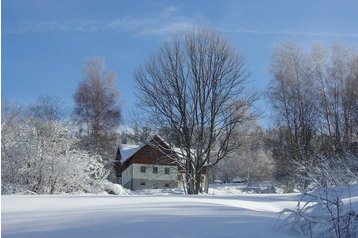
114 135 208 191
114 135 180 190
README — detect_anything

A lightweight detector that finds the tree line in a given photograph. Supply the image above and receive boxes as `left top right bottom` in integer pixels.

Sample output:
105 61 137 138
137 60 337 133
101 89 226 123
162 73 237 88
2 30 357 194
267 42 358 191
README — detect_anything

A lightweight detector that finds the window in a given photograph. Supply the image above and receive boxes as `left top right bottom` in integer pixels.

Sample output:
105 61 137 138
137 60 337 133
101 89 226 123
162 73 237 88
153 166 158 174
152 184 158 189
141 166 146 173
164 183 170 188
165 168 170 174
177 175 182 181
140 182 145 186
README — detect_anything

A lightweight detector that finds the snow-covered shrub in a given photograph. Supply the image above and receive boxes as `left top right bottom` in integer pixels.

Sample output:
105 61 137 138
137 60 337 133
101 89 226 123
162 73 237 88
1 183 33 195
1 106 108 194
44 149 108 193
278 187 358 238
295 154 358 189
85 180 132 195
277 154 358 237
242 181 276 194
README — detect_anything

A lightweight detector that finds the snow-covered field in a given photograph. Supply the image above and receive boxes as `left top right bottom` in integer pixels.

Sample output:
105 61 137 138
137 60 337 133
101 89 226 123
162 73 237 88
2 185 357 238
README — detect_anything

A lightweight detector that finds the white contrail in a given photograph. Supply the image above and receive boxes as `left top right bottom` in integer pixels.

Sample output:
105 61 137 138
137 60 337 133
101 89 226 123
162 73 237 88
222 28 358 38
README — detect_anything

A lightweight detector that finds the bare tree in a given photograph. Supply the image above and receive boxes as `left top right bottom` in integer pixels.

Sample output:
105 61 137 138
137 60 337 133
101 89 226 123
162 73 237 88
134 30 257 194
268 42 319 190
312 43 358 155
74 57 121 163
28 95 65 122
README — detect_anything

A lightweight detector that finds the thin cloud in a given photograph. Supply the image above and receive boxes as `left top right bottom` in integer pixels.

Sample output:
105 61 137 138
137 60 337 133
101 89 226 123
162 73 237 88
4 7 201 35
4 6 358 39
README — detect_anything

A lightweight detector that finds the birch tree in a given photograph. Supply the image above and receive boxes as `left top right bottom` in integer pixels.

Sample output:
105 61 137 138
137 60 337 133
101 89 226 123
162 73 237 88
74 58 121 163
268 42 319 190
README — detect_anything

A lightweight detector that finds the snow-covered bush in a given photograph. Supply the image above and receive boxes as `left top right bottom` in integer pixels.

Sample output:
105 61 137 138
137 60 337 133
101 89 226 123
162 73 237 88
277 154 358 237
43 149 108 193
278 187 358 238
296 154 358 189
85 180 132 195
1 102 108 194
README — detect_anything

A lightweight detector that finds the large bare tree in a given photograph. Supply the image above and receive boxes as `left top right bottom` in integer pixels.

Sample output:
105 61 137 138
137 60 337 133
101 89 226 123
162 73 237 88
134 30 257 194
74 58 121 163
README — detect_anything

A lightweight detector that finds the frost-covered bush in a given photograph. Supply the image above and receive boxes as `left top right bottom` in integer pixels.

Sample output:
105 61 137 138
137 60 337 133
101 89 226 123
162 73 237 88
85 180 132 195
277 154 358 238
278 187 358 238
43 149 108 193
1 104 108 194
296 154 358 189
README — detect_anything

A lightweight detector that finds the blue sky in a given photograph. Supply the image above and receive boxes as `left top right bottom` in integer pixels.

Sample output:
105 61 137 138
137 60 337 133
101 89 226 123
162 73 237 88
2 0 358 126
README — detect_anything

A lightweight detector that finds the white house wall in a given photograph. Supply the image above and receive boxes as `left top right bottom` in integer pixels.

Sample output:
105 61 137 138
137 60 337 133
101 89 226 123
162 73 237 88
130 163 178 190
132 164 177 180
121 164 133 189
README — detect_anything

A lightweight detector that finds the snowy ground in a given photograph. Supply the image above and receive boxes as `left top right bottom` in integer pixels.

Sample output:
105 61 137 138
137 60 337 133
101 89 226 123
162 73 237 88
2 185 357 238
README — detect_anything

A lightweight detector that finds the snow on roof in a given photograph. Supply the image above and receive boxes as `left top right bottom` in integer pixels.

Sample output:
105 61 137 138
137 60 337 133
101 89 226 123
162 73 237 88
119 136 200 165
119 142 184 165
119 144 143 164
151 134 170 147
